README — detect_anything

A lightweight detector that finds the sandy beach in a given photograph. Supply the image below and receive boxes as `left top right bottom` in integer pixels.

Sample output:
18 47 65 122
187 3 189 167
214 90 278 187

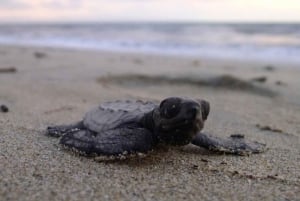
0 44 299 201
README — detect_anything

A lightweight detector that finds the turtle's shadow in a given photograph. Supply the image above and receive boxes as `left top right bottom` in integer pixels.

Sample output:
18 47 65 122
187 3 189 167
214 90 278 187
178 144 224 156
94 145 170 167
92 145 226 167
59 143 168 166
61 144 230 167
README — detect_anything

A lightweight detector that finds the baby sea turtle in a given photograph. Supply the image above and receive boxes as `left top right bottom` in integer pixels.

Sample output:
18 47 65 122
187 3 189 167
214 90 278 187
47 97 266 157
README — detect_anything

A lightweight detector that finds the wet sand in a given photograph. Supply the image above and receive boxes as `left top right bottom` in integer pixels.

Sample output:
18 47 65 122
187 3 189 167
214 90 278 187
0 44 300 201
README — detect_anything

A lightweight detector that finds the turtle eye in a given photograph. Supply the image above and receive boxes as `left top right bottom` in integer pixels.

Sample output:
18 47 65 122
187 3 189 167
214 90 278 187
163 104 180 118
159 98 181 119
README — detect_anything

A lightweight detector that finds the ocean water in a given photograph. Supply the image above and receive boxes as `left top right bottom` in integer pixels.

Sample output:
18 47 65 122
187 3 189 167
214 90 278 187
0 23 300 63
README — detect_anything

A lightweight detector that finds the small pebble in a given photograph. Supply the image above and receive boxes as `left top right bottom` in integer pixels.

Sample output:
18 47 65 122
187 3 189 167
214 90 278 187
0 104 9 113
34 52 47 59
263 65 275 71
201 158 210 163
275 80 287 86
267 175 278 180
0 67 17 73
230 134 245 138
192 164 199 170
251 76 267 83
220 161 227 165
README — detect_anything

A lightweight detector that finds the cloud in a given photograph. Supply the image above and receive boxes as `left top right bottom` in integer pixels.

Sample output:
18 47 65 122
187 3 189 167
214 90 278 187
0 0 29 8
0 0 236 10
40 0 82 8
1 0 300 22
0 0 83 9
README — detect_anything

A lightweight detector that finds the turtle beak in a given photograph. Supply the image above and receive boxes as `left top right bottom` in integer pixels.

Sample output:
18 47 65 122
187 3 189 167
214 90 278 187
197 100 210 121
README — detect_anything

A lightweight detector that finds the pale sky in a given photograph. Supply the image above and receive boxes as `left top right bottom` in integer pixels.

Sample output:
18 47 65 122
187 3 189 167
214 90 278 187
1 0 300 22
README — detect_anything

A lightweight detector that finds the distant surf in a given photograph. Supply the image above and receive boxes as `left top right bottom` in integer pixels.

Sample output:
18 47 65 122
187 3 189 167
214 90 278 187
0 23 300 64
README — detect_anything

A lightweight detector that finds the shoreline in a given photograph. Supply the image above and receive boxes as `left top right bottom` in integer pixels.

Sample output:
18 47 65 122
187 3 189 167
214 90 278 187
1 43 300 69
0 44 299 201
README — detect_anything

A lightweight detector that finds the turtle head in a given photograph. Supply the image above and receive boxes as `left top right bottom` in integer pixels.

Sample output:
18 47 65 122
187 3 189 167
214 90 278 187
153 97 210 145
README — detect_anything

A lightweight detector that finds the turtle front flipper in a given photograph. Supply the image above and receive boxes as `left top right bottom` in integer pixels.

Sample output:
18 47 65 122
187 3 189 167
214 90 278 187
60 127 155 156
47 121 84 137
191 132 266 155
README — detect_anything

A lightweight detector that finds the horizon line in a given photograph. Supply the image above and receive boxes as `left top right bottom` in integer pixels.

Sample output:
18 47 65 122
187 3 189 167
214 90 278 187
1 20 300 25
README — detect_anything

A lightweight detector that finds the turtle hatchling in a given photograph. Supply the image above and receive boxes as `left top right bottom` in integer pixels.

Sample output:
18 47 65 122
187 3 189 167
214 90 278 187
47 97 266 157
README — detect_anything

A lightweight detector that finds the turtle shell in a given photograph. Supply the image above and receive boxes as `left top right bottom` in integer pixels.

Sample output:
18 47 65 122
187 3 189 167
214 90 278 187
83 100 157 133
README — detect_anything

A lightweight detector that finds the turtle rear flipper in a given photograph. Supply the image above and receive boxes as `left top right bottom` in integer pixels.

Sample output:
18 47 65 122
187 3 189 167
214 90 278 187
191 132 266 155
47 121 84 137
60 127 155 156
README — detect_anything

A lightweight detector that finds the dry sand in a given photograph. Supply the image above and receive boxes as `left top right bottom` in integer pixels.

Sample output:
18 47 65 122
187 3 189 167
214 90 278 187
0 44 299 201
